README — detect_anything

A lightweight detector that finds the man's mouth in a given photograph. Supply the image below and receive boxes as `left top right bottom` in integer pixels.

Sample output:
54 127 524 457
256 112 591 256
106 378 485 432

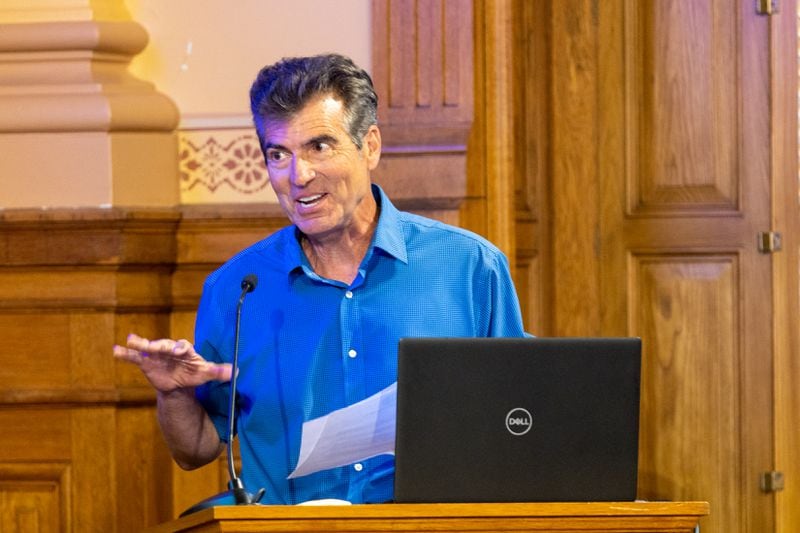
297 193 325 206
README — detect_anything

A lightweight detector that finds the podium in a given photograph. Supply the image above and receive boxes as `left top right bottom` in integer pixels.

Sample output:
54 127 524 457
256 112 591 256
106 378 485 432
147 501 709 532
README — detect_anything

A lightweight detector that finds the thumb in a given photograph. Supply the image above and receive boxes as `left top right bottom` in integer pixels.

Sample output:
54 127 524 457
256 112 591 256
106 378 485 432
207 362 233 383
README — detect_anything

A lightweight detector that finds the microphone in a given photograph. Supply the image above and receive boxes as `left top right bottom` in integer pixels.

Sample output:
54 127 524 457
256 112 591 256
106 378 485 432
180 273 265 517
226 274 261 503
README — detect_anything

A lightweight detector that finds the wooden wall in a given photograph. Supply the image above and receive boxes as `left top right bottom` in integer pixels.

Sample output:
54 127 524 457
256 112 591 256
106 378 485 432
0 209 179 530
511 1 800 533
0 205 293 529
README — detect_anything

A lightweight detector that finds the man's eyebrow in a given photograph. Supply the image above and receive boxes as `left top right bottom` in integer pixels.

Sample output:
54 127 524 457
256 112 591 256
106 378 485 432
263 141 287 152
304 134 338 148
263 134 340 153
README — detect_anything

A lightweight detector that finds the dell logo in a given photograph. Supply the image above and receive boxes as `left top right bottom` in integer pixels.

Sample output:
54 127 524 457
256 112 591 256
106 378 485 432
505 407 533 436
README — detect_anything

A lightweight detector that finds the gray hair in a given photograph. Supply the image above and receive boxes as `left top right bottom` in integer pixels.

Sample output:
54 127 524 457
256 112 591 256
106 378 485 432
250 53 378 150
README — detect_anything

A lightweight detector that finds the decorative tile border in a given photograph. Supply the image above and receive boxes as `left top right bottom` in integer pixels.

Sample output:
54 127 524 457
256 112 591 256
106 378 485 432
178 128 277 204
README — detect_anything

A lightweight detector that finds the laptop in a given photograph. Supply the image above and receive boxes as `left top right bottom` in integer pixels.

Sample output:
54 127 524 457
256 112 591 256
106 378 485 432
393 337 641 503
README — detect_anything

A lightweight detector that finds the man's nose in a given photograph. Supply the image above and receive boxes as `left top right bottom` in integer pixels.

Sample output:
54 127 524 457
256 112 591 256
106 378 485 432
290 156 316 185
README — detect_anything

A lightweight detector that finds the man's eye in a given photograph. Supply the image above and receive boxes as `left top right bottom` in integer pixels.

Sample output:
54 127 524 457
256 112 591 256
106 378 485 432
312 142 331 153
266 150 288 162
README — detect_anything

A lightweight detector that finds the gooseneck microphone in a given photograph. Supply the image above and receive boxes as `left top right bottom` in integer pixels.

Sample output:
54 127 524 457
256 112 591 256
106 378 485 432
227 274 262 504
180 273 265 517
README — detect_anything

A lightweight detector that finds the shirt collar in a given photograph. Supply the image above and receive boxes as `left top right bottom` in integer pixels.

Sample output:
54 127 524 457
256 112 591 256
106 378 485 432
281 184 409 276
370 184 409 264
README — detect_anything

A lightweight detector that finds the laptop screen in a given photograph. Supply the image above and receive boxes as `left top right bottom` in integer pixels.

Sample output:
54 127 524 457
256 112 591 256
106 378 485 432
394 337 641 503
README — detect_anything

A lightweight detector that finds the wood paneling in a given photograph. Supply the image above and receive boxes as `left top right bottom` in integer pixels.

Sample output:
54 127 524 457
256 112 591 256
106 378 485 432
0 209 180 531
115 406 174 527
481 0 516 259
373 0 472 127
514 0 796 531
630 0 738 212
609 4 774 530
634 257 739 525
550 0 602 336
371 0 473 215
0 203 292 528
771 2 800 531
514 0 550 334
0 462 69 533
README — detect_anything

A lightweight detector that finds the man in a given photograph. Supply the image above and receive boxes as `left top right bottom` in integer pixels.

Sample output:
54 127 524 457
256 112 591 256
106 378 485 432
114 54 526 505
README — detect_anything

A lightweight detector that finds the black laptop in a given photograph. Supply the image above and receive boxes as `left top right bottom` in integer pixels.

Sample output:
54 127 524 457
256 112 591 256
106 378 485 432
393 337 641 503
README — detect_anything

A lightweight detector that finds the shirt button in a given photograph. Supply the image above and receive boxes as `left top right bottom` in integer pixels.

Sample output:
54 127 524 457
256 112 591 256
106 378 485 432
348 349 357 358
353 463 363 472
345 291 353 299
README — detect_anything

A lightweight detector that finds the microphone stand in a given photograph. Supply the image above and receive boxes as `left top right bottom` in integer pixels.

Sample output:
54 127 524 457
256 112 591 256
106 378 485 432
180 275 265 517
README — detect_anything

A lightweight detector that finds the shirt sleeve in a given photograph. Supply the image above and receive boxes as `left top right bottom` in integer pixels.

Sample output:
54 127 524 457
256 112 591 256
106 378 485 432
193 280 233 443
486 250 528 337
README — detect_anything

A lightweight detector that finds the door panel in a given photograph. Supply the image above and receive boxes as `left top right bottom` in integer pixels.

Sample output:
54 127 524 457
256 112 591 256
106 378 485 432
633 257 740 528
606 2 773 531
633 0 739 212
519 0 776 531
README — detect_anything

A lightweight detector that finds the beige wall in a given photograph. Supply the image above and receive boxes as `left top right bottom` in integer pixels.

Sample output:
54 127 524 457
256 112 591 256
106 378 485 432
126 0 371 118
0 0 371 209
126 0 371 204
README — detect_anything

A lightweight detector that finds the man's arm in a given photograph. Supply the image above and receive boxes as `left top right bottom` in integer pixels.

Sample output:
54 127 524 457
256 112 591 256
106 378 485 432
113 334 231 469
156 387 226 469
487 253 527 337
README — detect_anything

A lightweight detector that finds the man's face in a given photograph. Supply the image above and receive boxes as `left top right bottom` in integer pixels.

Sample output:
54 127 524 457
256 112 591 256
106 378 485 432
261 94 381 241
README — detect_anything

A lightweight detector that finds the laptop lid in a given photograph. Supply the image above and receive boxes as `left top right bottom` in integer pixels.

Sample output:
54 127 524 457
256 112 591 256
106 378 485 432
393 337 641 503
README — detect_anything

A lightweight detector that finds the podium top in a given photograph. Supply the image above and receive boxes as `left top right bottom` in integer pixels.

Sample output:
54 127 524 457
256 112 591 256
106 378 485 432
149 501 710 533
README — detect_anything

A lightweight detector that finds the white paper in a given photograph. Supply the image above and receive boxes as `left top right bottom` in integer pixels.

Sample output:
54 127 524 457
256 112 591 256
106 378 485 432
295 498 352 506
288 382 396 479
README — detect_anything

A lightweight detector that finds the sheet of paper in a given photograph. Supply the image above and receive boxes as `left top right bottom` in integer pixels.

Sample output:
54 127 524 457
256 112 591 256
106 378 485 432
288 382 396 479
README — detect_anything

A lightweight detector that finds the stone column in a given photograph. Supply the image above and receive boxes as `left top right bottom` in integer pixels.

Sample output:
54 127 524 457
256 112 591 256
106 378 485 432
0 0 179 208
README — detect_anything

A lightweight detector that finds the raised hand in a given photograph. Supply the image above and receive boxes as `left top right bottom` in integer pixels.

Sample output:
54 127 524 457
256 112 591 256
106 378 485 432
113 333 232 393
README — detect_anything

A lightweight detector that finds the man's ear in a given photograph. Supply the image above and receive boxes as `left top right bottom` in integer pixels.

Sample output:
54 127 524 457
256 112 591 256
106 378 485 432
364 125 382 170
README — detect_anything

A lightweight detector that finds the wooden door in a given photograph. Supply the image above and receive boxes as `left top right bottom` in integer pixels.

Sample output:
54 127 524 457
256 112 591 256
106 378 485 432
770 3 800 532
514 1 793 531
603 2 772 532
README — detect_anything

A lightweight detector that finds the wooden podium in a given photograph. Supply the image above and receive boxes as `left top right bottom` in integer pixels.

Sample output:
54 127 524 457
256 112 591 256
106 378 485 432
148 501 709 532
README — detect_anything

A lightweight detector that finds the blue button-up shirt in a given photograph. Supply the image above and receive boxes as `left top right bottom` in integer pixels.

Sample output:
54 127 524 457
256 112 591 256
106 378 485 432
195 185 526 504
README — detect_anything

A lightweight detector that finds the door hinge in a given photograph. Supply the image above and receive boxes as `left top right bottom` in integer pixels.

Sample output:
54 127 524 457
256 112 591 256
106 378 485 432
758 231 782 253
760 471 785 492
756 0 778 15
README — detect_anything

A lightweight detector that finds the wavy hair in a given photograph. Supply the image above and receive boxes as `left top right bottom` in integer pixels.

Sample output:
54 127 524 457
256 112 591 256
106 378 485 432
250 54 378 151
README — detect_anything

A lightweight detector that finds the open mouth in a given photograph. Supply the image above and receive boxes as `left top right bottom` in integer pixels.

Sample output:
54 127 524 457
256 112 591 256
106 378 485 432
297 193 325 206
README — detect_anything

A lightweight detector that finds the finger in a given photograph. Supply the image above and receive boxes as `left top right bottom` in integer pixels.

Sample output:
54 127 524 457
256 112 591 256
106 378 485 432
127 334 177 355
147 338 177 354
136 337 183 358
126 333 151 351
112 344 146 365
204 362 233 383
172 339 195 356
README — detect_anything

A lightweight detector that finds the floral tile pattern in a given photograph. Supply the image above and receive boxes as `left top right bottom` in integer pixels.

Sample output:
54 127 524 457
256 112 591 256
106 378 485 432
179 129 277 204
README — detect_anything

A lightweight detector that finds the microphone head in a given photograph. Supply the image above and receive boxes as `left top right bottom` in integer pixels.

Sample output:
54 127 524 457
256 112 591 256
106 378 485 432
241 274 258 293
